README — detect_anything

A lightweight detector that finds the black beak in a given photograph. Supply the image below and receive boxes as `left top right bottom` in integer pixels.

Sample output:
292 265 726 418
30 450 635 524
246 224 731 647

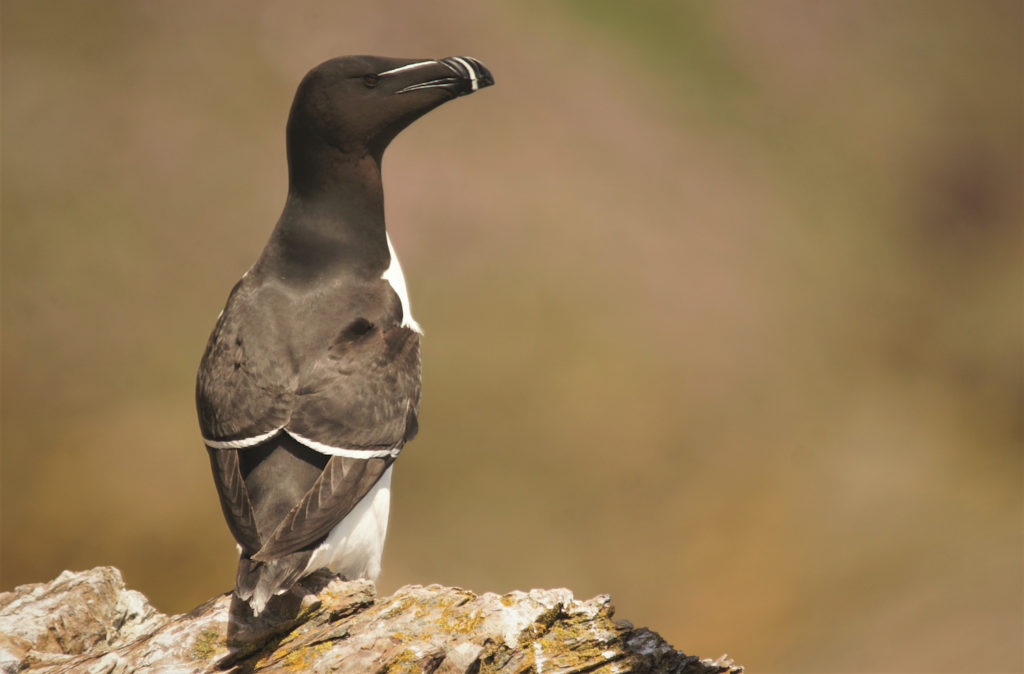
390 56 494 97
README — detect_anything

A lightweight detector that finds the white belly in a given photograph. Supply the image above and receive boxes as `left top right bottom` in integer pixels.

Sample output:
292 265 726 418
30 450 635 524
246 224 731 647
303 465 393 581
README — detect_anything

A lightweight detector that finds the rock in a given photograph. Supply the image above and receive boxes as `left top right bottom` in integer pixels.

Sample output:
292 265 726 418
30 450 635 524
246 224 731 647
0 567 742 673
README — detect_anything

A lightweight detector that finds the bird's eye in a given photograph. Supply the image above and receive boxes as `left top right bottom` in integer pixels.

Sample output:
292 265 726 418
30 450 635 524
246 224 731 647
363 74 380 88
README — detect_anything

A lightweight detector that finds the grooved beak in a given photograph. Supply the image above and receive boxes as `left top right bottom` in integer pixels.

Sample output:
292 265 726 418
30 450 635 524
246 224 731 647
438 56 495 94
390 56 494 97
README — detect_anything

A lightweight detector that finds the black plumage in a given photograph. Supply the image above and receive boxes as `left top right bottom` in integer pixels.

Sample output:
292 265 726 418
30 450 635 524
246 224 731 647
195 55 493 613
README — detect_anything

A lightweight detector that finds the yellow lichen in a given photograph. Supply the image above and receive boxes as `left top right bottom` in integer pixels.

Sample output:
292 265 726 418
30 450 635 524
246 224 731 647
512 611 617 671
379 594 417 619
278 640 333 671
189 628 223 660
431 600 484 635
380 647 445 673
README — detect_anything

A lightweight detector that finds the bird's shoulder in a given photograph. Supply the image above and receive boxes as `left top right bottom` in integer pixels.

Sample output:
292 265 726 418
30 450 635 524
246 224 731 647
205 269 404 355
196 269 419 444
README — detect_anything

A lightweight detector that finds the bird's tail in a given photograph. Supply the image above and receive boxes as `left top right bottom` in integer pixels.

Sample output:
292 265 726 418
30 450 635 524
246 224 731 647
235 551 313 615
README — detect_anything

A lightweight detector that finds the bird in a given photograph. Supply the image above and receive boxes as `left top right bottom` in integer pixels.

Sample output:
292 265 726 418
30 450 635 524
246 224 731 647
195 55 493 614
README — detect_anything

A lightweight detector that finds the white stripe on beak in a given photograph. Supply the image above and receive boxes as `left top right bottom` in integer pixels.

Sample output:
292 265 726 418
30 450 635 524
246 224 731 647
450 57 479 92
376 61 438 77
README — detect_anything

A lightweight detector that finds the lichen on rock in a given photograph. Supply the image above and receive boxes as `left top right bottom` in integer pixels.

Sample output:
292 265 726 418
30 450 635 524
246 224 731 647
0 567 742 673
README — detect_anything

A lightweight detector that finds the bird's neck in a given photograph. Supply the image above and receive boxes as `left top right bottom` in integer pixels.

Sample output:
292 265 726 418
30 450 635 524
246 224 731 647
259 152 390 284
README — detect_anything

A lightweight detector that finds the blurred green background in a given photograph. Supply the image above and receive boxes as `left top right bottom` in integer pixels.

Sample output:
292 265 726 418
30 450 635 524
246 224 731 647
2 1 1021 671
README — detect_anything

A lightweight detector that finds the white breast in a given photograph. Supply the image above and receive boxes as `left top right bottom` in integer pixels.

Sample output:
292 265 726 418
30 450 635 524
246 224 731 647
381 234 422 334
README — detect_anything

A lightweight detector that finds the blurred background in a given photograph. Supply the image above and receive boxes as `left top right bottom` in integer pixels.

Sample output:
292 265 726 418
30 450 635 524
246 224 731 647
2 1 1021 671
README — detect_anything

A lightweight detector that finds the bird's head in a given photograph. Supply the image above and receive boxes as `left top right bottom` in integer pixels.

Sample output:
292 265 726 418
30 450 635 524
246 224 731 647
286 54 494 167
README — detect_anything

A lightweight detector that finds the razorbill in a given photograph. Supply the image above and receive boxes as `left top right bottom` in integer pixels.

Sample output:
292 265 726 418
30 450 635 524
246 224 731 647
195 55 493 614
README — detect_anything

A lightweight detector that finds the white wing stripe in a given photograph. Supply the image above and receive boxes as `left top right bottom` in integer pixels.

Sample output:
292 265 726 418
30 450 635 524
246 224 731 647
202 427 283 449
286 430 401 459
203 427 400 459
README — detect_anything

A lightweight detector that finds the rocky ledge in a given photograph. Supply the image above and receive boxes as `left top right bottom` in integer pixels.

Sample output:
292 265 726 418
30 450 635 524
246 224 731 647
0 567 741 673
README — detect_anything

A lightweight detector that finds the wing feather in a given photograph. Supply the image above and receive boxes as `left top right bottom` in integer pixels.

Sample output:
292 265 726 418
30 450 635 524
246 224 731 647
252 455 391 560
288 324 421 450
199 278 421 568
206 446 263 553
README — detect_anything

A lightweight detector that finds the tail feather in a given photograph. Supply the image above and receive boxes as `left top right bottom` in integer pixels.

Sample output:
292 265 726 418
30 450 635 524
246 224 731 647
235 551 314 614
